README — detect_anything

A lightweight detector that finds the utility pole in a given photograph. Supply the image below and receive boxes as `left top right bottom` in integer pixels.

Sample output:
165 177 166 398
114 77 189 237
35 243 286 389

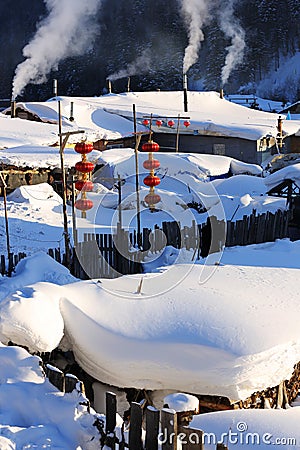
58 100 71 268
175 114 181 153
133 104 142 247
0 173 11 260
57 99 84 268
117 174 122 229
71 174 77 247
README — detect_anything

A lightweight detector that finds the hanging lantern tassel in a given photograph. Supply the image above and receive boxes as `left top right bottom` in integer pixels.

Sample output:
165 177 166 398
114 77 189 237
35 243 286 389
74 142 95 218
141 140 161 211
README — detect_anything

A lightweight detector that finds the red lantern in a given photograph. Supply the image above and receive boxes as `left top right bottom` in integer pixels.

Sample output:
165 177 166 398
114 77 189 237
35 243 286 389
75 198 94 211
143 175 161 187
141 141 160 152
144 193 161 205
183 120 190 128
75 180 94 191
74 142 94 154
155 119 163 127
142 119 149 126
143 159 160 170
168 120 175 127
75 161 95 173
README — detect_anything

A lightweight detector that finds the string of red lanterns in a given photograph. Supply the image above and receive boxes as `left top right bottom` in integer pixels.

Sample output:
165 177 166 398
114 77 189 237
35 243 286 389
141 140 161 211
74 141 95 218
142 118 190 129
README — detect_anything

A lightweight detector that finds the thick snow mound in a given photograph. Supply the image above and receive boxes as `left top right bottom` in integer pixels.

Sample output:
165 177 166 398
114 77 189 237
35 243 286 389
190 407 300 449
264 163 300 190
2 257 299 400
0 252 77 303
0 343 101 449
0 282 65 352
212 175 267 196
0 342 43 384
164 392 199 412
96 150 262 185
58 265 300 400
8 183 62 205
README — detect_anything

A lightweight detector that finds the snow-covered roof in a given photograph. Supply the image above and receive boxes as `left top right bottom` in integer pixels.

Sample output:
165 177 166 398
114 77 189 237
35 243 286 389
265 163 300 190
95 149 262 185
4 91 300 144
0 144 99 169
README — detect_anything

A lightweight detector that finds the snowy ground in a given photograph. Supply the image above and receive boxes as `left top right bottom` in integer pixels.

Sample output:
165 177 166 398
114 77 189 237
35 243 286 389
0 343 104 449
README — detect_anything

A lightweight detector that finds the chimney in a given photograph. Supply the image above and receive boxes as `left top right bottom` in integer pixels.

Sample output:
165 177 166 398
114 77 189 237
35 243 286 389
220 88 224 99
127 77 130 92
277 116 283 149
183 73 188 112
10 99 16 118
53 79 58 97
107 79 112 94
69 101 74 122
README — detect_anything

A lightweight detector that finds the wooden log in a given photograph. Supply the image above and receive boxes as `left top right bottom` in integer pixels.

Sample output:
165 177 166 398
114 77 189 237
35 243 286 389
129 402 143 450
276 381 284 409
145 406 160 450
198 400 232 412
282 381 289 408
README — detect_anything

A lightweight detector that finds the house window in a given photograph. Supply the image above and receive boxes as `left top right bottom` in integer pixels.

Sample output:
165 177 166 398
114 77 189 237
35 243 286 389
213 144 226 155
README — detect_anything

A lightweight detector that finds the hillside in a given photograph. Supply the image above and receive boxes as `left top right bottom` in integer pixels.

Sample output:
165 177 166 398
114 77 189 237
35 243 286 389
0 0 299 103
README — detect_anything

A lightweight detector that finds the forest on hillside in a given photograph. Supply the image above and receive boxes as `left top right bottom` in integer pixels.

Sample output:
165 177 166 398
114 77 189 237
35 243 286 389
0 0 299 102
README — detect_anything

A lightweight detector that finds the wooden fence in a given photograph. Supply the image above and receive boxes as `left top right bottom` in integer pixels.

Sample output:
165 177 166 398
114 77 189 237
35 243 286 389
0 209 291 277
45 362 300 449
45 366 226 450
70 209 291 279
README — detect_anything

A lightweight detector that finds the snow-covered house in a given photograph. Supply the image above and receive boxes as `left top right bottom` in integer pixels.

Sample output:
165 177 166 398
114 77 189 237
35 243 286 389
4 91 300 165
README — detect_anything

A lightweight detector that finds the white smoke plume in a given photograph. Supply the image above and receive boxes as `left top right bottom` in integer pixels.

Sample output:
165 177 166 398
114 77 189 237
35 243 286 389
107 48 152 82
219 0 245 86
180 0 210 74
12 0 102 98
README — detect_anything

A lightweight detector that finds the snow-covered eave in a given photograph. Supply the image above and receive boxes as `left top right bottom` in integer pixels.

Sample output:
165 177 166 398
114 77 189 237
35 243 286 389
3 102 60 125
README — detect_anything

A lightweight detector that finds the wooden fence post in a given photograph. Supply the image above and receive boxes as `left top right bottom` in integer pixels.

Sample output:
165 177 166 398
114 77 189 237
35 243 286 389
161 408 177 450
8 252 14 276
1 254 5 275
216 444 228 450
129 402 143 450
65 373 80 393
46 364 65 392
177 426 204 450
105 391 117 449
145 406 160 450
